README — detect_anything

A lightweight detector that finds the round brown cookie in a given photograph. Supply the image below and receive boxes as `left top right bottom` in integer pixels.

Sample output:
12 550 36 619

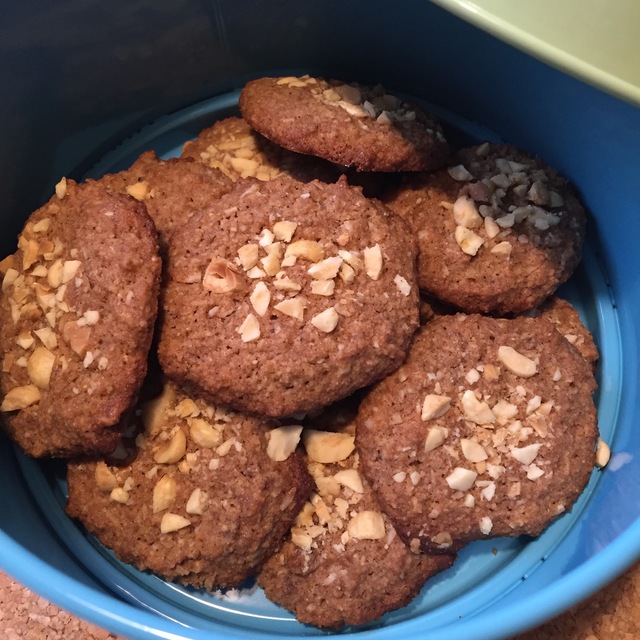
181 117 340 184
356 313 598 554
97 150 233 251
158 174 420 418
0 179 161 458
384 143 586 314
536 297 599 367
258 418 454 629
238 75 450 172
66 380 312 590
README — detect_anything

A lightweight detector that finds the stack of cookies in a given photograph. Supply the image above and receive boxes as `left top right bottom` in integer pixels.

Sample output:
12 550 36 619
0 74 603 630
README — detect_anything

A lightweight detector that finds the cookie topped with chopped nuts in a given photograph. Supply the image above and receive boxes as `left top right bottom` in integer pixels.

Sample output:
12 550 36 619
238 76 450 172
158 174 420 418
97 150 233 251
384 143 586 314
356 313 598 554
0 179 161 457
181 117 341 184
537 296 599 368
258 413 454 629
66 379 312 589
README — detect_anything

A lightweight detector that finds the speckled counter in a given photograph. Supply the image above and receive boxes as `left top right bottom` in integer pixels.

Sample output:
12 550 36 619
1 561 638 639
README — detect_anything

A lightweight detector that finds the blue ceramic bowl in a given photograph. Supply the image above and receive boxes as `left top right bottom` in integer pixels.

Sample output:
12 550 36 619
1 2 639 639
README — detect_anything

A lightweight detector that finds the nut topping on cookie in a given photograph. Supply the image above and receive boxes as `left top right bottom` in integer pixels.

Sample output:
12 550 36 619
203 257 241 293
310 307 339 333
266 425 304 462
497 346 538 378
0 384 41 411
303 429 355 464
421 394 452 421
455 226 485 256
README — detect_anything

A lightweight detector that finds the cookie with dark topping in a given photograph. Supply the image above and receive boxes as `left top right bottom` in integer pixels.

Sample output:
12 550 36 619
158 174 420 418
66 379 312 590
0 179 161 457
239 76 450 172
384 143 586 314
356 313 598 554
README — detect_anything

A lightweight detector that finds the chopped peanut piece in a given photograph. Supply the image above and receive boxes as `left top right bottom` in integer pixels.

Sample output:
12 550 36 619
595 439 611 469
141 385 177 435
393 274 411 296
274 297 307 321
303 429 355 463
425 426 448 452
249 281 271 316
153 429 187 464
497 346 538 378
0 385 41 411
109 487 129 504
347 510 385 540
55 177 67 199
237 244 260 271
273 220 298 242
27 346 56 389
460 439 488 462
492 399 519 425
126 181 151 201
32 218 51 234
484 217 500 239
203 257 241 293
160 513 191 534
310 280 335 296
333 469 364 493
188 417 222 448
153 475 177 513
310 307 339 333
260 252 281 276
421 394 451 421
460 390 496 425
363 244 383 280
479 516 493 535
453 196 482 229
22 238 39 271
0 255 14 275
237 313 261 342
308 256 342 280
47 259 64 288
291 529 313 551
455 226 484 256
285 240 324 262
510 443 542 466
186 488 207 515
491 241 512 259
62 321 91 357
338 250 363 272
483 364 500 381
266 425 303 462
94 462 118 492
339 263 356 284
446 467 478 491
61 260 82 283
15 331 35 350
2 268 19 292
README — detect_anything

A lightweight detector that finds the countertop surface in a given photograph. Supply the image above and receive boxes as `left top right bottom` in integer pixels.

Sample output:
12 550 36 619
0 561 638 639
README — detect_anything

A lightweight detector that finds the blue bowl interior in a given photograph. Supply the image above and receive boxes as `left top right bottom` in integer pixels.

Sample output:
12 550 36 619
1 2 639 640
